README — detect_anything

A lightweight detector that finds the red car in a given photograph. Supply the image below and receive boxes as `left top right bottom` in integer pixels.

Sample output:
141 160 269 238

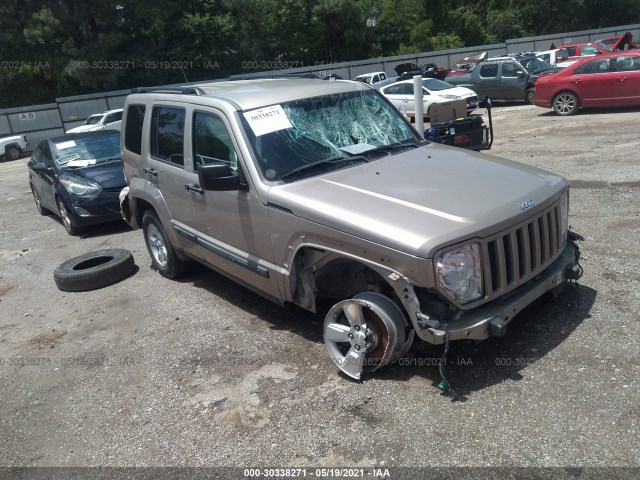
533 51 640 115
597 32 637 51
562 42 610 60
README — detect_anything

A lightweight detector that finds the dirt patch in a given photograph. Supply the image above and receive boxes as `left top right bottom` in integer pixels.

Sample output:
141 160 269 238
27 330 67 349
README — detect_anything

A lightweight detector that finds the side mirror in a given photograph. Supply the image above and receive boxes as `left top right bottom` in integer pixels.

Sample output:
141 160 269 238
197 163 244 191
30 163 51 172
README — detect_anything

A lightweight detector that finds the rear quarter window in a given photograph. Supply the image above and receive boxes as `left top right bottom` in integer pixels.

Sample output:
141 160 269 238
124 104 146 154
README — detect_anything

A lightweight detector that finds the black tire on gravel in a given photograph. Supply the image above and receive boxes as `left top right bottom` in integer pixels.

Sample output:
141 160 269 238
53 249 136 292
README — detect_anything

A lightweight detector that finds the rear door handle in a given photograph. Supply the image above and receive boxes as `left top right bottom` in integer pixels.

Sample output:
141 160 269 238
143 168 157 177
185 184 204 195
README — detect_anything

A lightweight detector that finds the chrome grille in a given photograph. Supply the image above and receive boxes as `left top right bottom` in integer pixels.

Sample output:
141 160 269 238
481 202 565 300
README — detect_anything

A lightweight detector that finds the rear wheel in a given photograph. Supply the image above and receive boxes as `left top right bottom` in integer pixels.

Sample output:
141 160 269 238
553 91 580 116
5 146 20 160
142 210 186 278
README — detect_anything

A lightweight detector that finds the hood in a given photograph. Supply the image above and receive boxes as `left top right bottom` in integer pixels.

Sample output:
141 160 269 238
67 162 126 189
267 144 566 258
66 124 103 134
394 63 418 75
434 86 476 98
612 32 635 51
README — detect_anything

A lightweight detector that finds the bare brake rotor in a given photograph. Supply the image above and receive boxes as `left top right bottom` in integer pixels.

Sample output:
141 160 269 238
323 292 411 379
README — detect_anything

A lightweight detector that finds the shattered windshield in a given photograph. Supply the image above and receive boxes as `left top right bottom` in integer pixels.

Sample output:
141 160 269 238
240 90 419 182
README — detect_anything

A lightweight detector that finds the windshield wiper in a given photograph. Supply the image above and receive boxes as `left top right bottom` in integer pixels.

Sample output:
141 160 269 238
365 142 419 157
97 157 122 164
280 156 368 183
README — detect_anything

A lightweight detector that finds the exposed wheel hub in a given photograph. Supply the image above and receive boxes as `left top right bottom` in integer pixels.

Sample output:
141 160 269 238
323 292 410 380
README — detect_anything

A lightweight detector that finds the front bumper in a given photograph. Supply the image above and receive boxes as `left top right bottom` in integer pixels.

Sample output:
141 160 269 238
417 239 581 344
62 188 124 227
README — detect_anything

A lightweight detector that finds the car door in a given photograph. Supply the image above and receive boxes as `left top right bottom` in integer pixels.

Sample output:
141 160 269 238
499 61 528 100
28 142 57 211
381 84 409 112
570 57 617 107
476 62 501 98
144 104 200 253
611 55 640 105
177 109 278 298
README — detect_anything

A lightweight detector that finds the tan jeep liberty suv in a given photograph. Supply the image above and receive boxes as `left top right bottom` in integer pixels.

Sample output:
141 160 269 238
120 79 583 380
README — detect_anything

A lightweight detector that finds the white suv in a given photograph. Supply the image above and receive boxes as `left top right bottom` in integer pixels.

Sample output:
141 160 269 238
66 108 123 134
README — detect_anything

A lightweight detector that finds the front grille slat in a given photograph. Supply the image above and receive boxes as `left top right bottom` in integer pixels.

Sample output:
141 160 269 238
530 221 541 271
494 238 507 291
540 215 550 263
518 227 531 277
477 200 566 303
482 242 494 295
508 231 520 283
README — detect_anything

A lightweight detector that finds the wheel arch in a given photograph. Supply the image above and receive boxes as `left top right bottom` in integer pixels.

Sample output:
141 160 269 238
287 245 409 317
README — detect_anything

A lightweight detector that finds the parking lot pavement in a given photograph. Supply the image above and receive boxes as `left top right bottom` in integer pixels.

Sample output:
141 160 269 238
0 105 638 475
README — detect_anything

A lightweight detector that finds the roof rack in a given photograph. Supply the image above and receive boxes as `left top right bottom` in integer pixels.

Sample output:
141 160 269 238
225 72 327 81
130 86 206 95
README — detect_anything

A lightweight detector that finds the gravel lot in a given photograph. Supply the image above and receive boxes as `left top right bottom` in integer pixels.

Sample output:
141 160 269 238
0 103 638 478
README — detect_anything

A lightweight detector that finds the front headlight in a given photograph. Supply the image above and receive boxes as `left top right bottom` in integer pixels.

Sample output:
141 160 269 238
559 190 569 246
436 243 483 304
59 175 101 197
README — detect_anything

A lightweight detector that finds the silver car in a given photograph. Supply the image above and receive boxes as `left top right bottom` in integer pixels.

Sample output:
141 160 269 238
120 79 582 381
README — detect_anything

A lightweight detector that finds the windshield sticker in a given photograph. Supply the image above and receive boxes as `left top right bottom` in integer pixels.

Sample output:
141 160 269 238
339 143 377 155
243 105 293 136
67 159 96 167
55 140 77 150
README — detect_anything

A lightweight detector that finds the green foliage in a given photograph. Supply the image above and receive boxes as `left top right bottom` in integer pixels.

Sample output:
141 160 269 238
0 0 639 107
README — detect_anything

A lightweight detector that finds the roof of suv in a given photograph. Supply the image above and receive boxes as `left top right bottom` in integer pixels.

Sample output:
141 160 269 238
132 79 371 111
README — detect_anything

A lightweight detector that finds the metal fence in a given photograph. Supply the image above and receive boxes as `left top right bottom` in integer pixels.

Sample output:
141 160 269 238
1 22 638 150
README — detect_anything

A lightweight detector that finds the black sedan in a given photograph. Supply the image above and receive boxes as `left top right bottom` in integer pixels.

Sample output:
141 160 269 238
28 130 126 235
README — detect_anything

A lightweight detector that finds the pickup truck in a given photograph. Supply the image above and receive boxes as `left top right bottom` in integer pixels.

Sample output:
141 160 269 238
446 55 544 104
0 134 29 160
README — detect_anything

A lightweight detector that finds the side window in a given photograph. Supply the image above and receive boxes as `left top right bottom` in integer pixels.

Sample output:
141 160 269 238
502 62 521 77
192 112 238 172
574 58 610 75
42 143 54 167
124 104 146 155
384 85 402 95
581 45 599 56
539 54 550 63
614 56 638 72
380 73 386 80
479 63 499 78
32 144 43 164
565 46 577 56
151 106 185 166
105 111 122 124
401 83 414 95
